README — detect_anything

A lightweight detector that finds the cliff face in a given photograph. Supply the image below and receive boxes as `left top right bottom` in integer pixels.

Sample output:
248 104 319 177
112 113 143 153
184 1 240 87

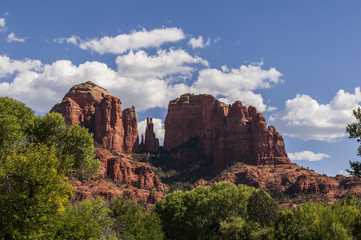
164 94 290 167
51 81 139 153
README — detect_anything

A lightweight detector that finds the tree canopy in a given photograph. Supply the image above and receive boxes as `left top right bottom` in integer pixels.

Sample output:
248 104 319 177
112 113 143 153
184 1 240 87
0 97 100 178
346 107 361 177
0 97 100 238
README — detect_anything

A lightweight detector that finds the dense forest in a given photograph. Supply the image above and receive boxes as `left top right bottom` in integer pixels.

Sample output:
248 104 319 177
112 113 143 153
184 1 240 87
1 96 361 240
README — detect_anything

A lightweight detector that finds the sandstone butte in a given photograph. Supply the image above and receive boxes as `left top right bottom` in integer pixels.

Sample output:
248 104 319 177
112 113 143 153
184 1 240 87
52 82 361 206
51 81 140 153
163 94 361 206
164 93 290 168
52 81 165 203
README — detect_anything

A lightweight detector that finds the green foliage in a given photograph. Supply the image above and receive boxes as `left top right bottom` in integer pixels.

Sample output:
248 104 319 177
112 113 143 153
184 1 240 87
346 107 361 177
275 201 358 240
0 97 99 179
28 112 100 178
153 182 257 240
219 217 274 240
0 144 73 239
346 160 361 178
54 197 115 240
110 198 164 240
58 124 99 178
0 97 34 152
0 97 101 238
247 189 280 227
274 210 297 240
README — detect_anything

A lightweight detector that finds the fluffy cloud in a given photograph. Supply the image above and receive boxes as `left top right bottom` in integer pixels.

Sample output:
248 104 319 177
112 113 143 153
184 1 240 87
115 49 209 79
7 32 26 43
0 55 42 78
288 151 330 161
138 118 165 145
59 27 185 54
0 54 193 112
188 36 210 49
270 88 361 142
191 62 282 112
0 51 281 113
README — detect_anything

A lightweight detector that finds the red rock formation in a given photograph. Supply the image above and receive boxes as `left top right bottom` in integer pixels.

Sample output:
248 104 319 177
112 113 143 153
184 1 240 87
71 148 167 205
208 161 360 206
51 81 139 153
144 117 159 153
164 94 290 167
123 106 139 152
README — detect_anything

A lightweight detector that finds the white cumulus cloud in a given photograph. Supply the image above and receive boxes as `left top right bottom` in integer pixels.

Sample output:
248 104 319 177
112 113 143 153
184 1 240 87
188 36 210 49
7 33 26 43
59 27 186 54
288 151 330 162
115 49 209 80
191 62 282 112
0 51 282 114
138 118 165 145
0 55 42 78
270 88 361 142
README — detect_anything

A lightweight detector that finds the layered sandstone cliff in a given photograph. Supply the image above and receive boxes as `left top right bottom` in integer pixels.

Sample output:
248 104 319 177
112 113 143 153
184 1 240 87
51 81 139 153
164 94 290 167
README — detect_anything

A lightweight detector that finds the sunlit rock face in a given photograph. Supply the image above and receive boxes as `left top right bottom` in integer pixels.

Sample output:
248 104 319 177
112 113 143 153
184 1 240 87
164 93 290 167
51 81 139 153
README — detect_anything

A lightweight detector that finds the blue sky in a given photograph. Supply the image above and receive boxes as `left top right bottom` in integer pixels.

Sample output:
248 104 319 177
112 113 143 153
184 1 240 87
1 0 361 176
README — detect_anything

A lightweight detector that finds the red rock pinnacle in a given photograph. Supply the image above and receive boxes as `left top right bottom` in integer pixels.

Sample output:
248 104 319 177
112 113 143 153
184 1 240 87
144 117 159 153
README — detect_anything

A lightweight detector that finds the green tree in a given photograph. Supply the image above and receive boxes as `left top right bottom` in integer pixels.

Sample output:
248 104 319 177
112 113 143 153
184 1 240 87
274 210 297 240
247 189 279 227
54 197 115 240
346 160 361 178
0 97 101 238
110 198 164 240
0 97 34 153
275 201 358 240
346 107 361 177
153 182 257 240
28 112 100 178
219 217 274 240
0 144 73 239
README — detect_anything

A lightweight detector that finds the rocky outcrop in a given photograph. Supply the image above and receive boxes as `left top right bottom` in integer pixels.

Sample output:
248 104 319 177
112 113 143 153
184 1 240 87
198 161 360 207
96 148 166 191
144 117 159 153
71 148 167 204
51 81 139 153
164 94 290 167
